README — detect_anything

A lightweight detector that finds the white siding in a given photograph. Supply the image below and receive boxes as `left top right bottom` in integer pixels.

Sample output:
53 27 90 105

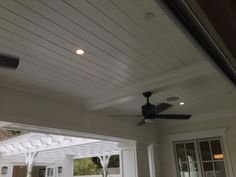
0 150 120 177
157 116 236 177
0 149 73 177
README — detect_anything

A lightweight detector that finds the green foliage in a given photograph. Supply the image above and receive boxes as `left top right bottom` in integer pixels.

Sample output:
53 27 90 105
92 155 119 168
108 155 119 168
74 158 101 176
74 155 120 176
92 157 102 168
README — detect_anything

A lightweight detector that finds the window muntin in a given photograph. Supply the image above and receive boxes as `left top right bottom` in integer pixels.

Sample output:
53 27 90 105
174 141 200 177
174 138 228 177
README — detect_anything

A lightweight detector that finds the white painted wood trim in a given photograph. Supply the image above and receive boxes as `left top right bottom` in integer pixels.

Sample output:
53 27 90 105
134 147 138 177
86 61 215 110
167 128 227 141
5 122 134 143
119 146 138 177
147 144 156 177
167 128 234 177
46 166 56 177
0 121 12 128
11 162 55 166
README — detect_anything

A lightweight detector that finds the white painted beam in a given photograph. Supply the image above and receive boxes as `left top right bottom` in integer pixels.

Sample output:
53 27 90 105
0 121 11 128
72 151 119 159
0 133 100 157
86 61 216 110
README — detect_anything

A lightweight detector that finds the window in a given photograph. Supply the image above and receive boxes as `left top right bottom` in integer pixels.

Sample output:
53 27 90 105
174 138 228 177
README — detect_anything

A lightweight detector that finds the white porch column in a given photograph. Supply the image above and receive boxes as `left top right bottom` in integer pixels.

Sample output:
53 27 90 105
120 142 159 177
136 142 150 177
147 143 160 177
25 152 38 177
98 155 111 177
120 146 138 177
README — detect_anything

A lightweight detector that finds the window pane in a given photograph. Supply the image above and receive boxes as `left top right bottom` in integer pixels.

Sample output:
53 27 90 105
211 140 223 160
199 141 212 161
214 162 227 177
189 163 199 177
203 162 215 177
176 143 187 162
179 163 189 177
186 143 196 162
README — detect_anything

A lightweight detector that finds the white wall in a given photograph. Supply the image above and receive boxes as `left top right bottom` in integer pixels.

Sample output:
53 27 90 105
0 88 157 143
0 149 73 177
0 87 158 177
157 116 236 177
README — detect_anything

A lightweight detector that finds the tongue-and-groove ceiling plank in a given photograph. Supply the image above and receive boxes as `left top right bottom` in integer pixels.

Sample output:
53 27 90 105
0 6 134 87
100 72 236 118
0 0 204 94
117 0 206 59
89 0 202 65
0 30 116 92
0 0 221 110
1 0 160 78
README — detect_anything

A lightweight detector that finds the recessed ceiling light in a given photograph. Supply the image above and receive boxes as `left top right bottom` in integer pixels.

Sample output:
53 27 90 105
179 102 185 105
76 49 85 55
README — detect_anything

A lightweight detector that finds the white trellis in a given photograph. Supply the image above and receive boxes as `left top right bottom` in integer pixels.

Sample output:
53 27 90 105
98 155 111 177
25 152 38 177
0 133 100 157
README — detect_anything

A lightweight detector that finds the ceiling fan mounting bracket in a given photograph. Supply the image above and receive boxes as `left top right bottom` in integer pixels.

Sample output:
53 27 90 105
143 91 152 98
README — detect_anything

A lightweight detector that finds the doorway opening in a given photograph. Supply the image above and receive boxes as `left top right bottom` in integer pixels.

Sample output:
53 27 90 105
0 121 136 177
13 166 46 177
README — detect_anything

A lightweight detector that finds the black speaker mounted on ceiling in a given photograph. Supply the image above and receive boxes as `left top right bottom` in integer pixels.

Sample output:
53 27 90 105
0 53 19 69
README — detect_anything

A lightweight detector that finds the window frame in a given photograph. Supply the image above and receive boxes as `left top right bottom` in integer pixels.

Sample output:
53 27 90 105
173 140 203 177
167 128 234 177
197 138 228 177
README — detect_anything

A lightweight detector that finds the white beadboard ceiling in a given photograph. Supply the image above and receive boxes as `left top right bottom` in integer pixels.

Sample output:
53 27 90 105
0 0 235 121
98 72 236 118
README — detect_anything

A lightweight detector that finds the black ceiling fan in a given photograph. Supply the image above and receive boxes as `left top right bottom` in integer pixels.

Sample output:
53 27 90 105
110 91 191 126
0 53 19 69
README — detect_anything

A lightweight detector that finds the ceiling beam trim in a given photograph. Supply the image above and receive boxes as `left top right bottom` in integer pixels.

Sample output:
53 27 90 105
86 61 216 110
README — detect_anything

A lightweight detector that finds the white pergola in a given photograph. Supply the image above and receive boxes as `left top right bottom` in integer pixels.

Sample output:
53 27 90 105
0 132 120 177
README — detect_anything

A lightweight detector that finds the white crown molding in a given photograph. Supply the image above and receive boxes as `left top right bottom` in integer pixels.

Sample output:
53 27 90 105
0 121 12 128
86 61 216 110
167 128 227 142
192 108 236 122
156 108 236 127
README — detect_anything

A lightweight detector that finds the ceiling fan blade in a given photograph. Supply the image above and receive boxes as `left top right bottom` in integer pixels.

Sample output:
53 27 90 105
108 115 142 118
155 114 191 120
154 103 172 114
137 119 146 126
0 54 19 69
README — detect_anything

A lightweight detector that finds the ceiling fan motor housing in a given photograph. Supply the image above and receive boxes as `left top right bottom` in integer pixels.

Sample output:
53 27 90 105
142 103 156 119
